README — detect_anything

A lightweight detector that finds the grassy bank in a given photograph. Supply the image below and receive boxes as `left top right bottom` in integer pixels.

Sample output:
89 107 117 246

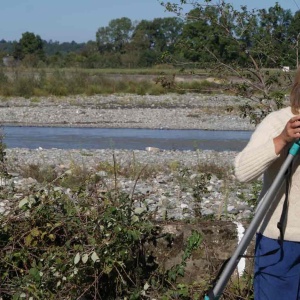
0 67 225 98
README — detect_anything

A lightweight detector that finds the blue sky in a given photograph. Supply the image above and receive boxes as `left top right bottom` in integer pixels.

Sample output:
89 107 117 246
0 0 298 43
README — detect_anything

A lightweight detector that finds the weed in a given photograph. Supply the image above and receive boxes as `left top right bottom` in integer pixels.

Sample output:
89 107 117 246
247 180 263 207
0 160 204 299
19 164 57 183
30 97 41 103
0 127 8 179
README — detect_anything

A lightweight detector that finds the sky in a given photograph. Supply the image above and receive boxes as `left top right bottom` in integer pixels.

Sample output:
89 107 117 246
0 0 299 44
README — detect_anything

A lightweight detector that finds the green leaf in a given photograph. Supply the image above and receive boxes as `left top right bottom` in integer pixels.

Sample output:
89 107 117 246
177 266 185 277
134 207 146 215
131 215 139 223
25 234 33 246
48 234 56 241
74 252 81 265
29 268 41 281
91 251 100 262
30 227 40 237
103 264 113 274
82 253 89 264
19 197 29 208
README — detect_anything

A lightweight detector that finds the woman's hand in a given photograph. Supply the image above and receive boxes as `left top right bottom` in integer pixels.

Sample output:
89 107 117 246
273 115 300 155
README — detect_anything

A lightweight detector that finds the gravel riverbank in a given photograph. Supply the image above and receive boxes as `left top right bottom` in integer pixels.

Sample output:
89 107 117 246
1 93 256 220
4 147 252 221
0 93 255 130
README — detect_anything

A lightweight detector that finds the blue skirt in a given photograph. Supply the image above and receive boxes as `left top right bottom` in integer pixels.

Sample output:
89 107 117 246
254 233 300 300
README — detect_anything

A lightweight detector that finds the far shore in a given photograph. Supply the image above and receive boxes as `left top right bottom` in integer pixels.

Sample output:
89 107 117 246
0 93 256 131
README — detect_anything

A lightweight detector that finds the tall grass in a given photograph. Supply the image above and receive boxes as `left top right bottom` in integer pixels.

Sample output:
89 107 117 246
0 67 223 97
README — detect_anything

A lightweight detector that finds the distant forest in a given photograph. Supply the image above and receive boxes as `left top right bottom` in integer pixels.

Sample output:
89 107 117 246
1 3 300 69
0 39 86 55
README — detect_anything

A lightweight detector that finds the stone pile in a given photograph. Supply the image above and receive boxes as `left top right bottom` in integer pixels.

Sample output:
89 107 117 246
1 148 255 221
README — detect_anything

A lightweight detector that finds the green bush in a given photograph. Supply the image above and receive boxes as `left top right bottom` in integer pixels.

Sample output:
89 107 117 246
0 170 203 299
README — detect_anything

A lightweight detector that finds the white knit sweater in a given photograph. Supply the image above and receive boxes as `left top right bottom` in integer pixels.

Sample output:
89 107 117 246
235 106 300 241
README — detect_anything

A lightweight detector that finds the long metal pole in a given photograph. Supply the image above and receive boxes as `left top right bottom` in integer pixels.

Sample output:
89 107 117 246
205 141 300 300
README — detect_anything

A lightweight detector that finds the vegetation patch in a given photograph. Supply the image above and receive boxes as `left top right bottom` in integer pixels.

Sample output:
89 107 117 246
0 149 259 299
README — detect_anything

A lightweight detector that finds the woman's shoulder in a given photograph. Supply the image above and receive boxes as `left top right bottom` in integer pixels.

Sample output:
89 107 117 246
269 106 292 116
263 106 292 123
255 106 292 133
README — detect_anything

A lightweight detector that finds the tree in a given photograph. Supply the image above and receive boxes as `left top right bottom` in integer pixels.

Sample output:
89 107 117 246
176 7 240 65
96 17 134 53
13 32 45 62
0 39 15 54
130 17 183 66
160 0 295 123
132 17 183 52
254 5 293 67
287 10 300 68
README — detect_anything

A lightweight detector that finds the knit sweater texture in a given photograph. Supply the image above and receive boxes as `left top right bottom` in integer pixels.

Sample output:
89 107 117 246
235 106 300 241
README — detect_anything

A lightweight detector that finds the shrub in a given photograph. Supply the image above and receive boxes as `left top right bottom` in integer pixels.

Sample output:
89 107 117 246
0 170 203 299
19 163 57 183
0 182 148 298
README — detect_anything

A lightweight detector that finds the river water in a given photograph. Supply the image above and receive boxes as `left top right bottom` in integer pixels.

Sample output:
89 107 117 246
2 126 252 152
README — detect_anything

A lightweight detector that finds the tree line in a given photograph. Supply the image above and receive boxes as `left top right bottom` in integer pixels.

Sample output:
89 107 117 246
1 2 300 69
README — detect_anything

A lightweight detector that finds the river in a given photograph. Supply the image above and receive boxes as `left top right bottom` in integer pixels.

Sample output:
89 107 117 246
2 126 252 151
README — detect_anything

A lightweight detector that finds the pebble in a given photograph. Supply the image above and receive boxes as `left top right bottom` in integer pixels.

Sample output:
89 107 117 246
0 93 256 130
1 148 254 221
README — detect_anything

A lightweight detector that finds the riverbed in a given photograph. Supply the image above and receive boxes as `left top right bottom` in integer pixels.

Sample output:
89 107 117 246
0 93 255 130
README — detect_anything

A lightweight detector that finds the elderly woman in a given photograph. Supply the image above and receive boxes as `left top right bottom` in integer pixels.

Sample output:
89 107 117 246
235 68 300 300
